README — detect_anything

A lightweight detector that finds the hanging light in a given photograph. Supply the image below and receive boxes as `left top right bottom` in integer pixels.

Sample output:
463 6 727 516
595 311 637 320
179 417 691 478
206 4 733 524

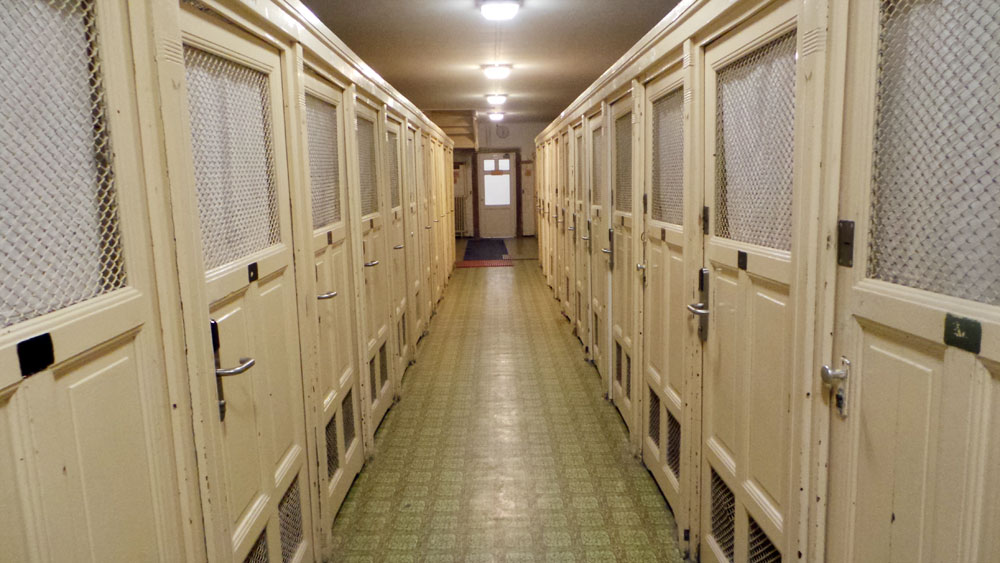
488 111 505 122
482 64 512 80
486 94 508 105
480 0 520 21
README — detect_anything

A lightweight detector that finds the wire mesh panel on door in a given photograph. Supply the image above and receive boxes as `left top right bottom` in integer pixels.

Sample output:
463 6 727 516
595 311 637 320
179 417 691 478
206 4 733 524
714 31 797 251
358 117 378 216
184 46 280 269
614 114 632 212
388 131 400 209
651 89 685 225
1 0 126 328
868 0 1000 305
592 127 604 205
305 95 341 229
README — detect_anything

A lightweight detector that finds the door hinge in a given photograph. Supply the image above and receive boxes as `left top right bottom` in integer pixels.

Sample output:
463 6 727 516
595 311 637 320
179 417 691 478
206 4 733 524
702 206 710 235
837 220 855 267
642 193 648 215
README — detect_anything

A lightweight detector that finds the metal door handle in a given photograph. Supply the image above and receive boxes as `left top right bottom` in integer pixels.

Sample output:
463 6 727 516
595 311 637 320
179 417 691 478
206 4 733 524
434 220 440 223
821 364 848 385
216 357 255 377
425 225 432 229
318 291 338 300
636 263 646 271
581 236 590 241
394 244 405 250
364 260 380 267
601 248 612 254
686 302 709 316
568 226 575 231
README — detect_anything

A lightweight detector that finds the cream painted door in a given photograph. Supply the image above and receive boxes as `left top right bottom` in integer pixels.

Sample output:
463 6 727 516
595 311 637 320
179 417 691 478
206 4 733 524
301 74 364 543
180 7 313 561
429 141 442 303
354 102 393 436
386 118 409 381
573 126 590 346
562 132 576 323
478 152 517 239
0 1 185 559
522 161 536 236
404 126 424 350
610 95 637 430
827 1 1000 561
418 134 433 326
589 116 612 393
699 8 801 562
641 69 698 552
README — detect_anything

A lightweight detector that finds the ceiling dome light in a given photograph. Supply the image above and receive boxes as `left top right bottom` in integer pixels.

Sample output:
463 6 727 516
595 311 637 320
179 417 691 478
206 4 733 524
482 64 512 80
486 94 508 105
488 111 505 122
480 0 520 21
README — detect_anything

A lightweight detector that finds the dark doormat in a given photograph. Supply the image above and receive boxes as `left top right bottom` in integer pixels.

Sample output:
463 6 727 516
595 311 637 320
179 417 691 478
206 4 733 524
463 239 508 261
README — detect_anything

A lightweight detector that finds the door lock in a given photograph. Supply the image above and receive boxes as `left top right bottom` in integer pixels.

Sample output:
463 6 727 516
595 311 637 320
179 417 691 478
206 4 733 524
821 357 850 418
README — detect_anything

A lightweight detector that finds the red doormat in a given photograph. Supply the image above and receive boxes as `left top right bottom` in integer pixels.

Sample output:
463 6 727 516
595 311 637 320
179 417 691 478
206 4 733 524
456 260 514 268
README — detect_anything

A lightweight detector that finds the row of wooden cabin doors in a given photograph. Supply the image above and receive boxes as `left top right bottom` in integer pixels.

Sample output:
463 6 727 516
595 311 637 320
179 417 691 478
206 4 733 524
0 1 455 561
536 1 1000 561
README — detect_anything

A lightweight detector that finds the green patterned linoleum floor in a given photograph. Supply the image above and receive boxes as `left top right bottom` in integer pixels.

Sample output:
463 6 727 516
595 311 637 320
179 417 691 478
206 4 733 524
329 260 683 562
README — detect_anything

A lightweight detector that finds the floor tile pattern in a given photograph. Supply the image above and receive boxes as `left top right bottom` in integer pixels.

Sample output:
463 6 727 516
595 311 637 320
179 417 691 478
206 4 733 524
328 261 682 562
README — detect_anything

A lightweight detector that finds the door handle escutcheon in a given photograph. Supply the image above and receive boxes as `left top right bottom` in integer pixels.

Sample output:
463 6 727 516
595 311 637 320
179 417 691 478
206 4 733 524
317 291 338 300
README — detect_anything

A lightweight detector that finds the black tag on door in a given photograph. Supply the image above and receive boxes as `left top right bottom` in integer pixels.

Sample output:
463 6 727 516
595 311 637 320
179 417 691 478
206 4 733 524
944 313 981 355
18 333 54 377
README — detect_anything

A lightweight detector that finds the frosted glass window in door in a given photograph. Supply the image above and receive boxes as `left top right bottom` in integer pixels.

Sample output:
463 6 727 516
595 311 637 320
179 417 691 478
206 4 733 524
484 174 511 206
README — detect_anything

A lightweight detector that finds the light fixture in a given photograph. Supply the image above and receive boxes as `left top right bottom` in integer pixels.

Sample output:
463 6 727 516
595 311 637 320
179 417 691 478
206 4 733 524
480 0 520 21
482 64 512 80
486 94 508 105
488 111 505 122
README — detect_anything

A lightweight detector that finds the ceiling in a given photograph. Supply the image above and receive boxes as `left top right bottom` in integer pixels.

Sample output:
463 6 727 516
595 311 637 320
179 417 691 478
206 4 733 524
301 0 681 124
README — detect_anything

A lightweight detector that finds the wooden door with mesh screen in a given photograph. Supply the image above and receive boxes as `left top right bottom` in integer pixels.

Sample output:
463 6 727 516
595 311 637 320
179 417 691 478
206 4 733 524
561 131 575 321
418 133 433 326
404 126 423 353
699 7 801 562
589 114 612 391
301 70 364 544
611 95 638 430
179 6 313 561
573 125 590 347
354 100 393 436
827 1 1000 561
385 117 409 382
0 0 186 559
641 67 699 550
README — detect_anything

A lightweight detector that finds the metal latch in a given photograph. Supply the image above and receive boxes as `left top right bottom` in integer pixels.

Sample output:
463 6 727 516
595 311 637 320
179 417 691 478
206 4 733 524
821 357 850 418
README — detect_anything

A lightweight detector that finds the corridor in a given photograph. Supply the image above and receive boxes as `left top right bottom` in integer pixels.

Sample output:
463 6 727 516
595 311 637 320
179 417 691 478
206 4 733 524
329 261 683 562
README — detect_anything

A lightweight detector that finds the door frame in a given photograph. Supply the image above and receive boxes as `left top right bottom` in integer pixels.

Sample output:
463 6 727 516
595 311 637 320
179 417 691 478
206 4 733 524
475 148 521 239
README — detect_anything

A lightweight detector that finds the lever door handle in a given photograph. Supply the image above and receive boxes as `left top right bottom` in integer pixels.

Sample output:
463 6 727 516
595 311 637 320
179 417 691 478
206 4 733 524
317 291 338 300
686 302 709 316
394 244 405 250
364 260 380 267
601 248 612 254
425 225 432 229
216 357 255 377
821 364 848 385
636 263 646 271
581 236 590 241
568 226 575 231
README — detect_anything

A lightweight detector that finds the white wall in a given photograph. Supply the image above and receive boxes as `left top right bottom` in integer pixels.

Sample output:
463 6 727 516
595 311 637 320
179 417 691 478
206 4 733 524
477 120 548 161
